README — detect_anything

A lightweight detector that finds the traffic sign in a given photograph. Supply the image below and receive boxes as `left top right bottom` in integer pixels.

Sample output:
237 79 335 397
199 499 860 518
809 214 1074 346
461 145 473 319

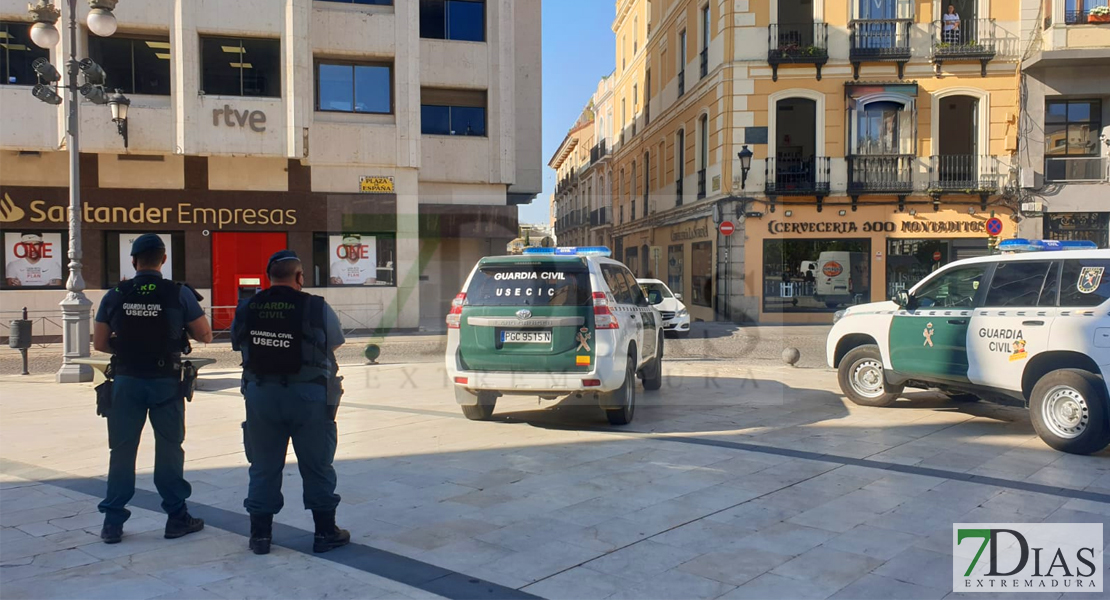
719 221 736 236
986 217 1004 237
933 251 942 262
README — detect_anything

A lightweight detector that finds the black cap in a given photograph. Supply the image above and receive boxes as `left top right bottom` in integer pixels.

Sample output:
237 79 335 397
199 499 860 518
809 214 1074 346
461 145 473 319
130 233 165 256
266 250 300 274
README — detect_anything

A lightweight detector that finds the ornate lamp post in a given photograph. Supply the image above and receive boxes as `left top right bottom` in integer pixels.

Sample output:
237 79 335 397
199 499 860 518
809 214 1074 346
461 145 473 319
28 0 122 383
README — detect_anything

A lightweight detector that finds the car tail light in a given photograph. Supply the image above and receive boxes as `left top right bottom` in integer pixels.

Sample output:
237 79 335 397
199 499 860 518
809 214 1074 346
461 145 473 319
454 377 468 385
593 292 619 329
446 293 466 329
582 379 602 387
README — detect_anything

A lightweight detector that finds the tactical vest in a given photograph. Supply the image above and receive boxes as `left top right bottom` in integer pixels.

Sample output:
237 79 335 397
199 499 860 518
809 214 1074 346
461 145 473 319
111 276 186 377
239 287 328 380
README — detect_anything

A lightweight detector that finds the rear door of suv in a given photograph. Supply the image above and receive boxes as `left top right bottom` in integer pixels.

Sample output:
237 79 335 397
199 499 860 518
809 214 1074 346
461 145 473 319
457 256 596 373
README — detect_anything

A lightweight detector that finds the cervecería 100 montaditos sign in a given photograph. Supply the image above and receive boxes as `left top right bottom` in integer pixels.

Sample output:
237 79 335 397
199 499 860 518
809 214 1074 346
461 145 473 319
768 220 990 235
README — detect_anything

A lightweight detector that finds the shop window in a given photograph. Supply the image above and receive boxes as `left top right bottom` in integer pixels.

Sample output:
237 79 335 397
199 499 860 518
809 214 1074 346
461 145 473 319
984 261 1057 308
88 35 171 96
312 233 396 287
886 239 950 299
2 231 67 289
1059 259 1110 308
104 233 185 286
667 244 684 296
763 239 872 312
200 36 281 97
0 21 50 86
317 61 392 114
421 88 486 136
420 0 485 42
691 241 713 307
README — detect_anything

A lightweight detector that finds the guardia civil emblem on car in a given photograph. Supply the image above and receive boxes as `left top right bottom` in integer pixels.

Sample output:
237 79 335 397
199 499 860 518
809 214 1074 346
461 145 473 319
516 309 532 320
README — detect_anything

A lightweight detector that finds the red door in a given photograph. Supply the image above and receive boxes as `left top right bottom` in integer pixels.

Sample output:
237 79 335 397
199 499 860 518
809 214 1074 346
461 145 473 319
211 232 288 330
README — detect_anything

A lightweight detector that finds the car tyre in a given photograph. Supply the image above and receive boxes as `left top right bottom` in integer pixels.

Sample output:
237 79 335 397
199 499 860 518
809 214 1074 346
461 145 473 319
604 356 636 425
456 389 498 421
641 334 664 392
838 344 903 407
1029 369 1109 455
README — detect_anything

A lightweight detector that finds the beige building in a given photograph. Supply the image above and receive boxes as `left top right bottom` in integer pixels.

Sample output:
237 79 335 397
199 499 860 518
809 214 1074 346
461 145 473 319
554 0 1030 324
0 0 541 333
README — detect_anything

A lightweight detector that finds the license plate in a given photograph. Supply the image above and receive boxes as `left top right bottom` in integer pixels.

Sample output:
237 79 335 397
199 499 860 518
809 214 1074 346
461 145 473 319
502 331 551 344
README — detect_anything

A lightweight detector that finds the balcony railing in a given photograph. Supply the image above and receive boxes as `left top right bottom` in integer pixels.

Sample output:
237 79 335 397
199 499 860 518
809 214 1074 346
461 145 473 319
590 207 611 226
767 22 830 81
931 18 996 76
1046 156 1109 183
1067 1 1110 24
678 69 685 97
847 154 916 194
676 178 684 206
928 155 999 193
700 48 708 79
590 140 609 164
766 156 831 196
697 169 707 199
849 19 912 79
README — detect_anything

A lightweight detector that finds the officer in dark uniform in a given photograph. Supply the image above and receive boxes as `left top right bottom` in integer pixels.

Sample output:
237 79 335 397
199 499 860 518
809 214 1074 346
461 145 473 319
92 233 214 544
231 250 349 555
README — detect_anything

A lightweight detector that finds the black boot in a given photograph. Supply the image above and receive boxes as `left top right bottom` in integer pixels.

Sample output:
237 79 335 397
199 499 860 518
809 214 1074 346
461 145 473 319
249 513 273 555
164 509 205 539
100 522 123 544
311 509 350 553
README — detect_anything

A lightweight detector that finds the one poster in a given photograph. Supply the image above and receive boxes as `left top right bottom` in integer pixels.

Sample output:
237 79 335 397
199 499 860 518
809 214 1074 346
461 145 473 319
3 232 64 287
119 233 174 281
329 234 377 285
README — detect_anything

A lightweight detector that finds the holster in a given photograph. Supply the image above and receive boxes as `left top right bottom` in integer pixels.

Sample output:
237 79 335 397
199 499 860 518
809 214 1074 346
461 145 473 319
181 361 198 403
327 375 344 421
241 420 253 463
95 360 115 418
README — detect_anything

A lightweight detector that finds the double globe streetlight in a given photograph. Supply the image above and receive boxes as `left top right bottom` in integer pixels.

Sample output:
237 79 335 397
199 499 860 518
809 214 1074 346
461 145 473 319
28 0 128 382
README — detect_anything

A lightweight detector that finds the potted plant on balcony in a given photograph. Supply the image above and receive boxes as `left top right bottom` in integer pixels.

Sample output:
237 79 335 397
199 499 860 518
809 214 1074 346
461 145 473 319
1090 6 1110 23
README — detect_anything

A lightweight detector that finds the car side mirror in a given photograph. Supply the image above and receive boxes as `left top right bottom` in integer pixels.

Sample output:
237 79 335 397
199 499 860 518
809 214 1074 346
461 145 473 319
895 290 911 309
674 293 683 301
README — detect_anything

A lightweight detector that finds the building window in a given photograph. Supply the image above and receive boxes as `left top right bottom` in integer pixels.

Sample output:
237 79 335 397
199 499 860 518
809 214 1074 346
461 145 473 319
2 231 67 289
105 232 185 286
421 88 487 136
316 61 392 114
633 17 639 54
0 21 50 86
763 239 872 312
88 36 171 96
624 247 639 275
667 244 684 296
1046 213 1110 248
420 0 485 42
312 233 397 287
200 36 281 97
691 241 713 307
1045 99 1102 182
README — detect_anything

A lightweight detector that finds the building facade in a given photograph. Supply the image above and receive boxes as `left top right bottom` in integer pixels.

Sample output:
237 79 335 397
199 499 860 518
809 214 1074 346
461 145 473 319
553 0 1036 324
0 0 541 333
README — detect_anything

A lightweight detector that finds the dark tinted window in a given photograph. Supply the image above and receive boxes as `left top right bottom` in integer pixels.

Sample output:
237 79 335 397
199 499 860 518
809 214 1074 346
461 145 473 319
421 105 451 134
88 36 171 95
421 0 485 41
914 265 987 308
201 36 280 97
0 21 50 85
621 269 649 306
317 62 392 113
1038 262 1061 307
984 261 1055 307
421 105 486 136
465 264 592 307
1059 259 1110 307
601 265 633 305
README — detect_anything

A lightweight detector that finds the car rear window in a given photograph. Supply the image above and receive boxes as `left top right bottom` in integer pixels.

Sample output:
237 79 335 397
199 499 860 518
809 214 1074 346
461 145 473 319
1059 259 1110 307
465 263 592 306
640 282 673 305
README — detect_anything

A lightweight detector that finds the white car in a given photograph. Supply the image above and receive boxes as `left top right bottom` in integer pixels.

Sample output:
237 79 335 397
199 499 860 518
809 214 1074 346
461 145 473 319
827 240 1110 455
445 247 664 425
637 278 691 337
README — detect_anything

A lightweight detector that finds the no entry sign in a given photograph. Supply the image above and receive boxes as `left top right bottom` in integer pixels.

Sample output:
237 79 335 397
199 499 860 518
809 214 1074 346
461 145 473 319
933 251 942 262
719 221 736 236
986 217 1004 237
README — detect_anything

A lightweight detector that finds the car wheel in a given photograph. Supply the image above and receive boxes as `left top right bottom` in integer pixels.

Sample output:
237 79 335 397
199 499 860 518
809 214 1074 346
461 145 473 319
456 389 497 421
837 344 903 407
1029 369 1109 455
641 334 664 392
945 392 981 403
605 356 636 425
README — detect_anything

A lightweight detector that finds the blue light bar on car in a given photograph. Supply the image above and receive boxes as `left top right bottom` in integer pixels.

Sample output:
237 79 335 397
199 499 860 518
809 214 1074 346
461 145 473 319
523 246 613 257
998 239 1099 253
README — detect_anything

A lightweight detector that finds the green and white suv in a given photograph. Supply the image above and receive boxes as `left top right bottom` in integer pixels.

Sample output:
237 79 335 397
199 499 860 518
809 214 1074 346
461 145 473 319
828 240 1110 455
446 247 664 425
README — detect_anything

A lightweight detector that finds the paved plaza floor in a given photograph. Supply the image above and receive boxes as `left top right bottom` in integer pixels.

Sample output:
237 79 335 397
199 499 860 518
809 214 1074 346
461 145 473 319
1 358 1108 600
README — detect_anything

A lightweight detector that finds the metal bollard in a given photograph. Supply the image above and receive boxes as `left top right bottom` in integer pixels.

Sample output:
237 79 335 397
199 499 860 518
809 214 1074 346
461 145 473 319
9 307 32 375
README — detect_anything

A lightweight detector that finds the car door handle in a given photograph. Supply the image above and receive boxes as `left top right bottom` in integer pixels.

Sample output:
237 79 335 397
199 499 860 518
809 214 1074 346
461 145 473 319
948 319 968 325
1023 320 1045 326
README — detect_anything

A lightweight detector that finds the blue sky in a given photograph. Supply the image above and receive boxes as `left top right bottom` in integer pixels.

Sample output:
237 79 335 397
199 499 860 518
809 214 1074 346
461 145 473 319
517 0 616 226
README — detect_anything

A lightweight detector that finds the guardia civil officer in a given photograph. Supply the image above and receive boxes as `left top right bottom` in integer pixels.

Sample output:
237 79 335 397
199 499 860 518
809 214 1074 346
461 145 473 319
231 250 349 555
92 233 214 544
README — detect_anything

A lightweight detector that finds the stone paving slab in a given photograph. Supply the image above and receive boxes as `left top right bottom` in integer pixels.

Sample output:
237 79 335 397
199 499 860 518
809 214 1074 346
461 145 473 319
2 360 1109 600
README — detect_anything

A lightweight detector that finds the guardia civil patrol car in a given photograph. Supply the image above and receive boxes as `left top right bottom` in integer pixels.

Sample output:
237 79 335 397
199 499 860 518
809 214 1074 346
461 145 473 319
446 247 663 425
828 240 1110 454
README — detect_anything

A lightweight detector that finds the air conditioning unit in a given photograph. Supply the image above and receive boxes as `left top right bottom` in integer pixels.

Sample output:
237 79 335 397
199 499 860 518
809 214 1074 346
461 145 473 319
1020 167 1036 189
1021 200 1044 216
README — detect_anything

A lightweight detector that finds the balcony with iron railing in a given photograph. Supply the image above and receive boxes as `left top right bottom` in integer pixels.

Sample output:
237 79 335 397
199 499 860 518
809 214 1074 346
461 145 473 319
1067 1 1110 24
931 18 997 76
591 140 609 164
675 178 684 206
1046 156 1109 183
768 23 830 81
849 19 913 79
678 70 685 98
590 207 611 227
927 155 1000 194
765 156 832 196
697 169 707 199
700 48 708 79
847 154 916 194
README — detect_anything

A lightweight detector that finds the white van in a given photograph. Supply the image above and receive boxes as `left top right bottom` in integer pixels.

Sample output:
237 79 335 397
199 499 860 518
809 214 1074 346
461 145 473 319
815 252 868 308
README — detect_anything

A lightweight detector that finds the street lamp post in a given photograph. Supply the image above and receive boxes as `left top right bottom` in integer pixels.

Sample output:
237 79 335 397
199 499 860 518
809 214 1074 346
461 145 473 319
29 0 121 383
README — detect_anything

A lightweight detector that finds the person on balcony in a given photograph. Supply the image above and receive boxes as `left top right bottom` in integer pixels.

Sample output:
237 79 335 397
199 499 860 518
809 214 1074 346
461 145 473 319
943 5 961 44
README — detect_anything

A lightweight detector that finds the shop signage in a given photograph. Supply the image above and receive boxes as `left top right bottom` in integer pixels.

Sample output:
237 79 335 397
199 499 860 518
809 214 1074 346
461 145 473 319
671 222 709 242
1 195 297 229
768 220 989 235
213 105 267 132
360 176 395 194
